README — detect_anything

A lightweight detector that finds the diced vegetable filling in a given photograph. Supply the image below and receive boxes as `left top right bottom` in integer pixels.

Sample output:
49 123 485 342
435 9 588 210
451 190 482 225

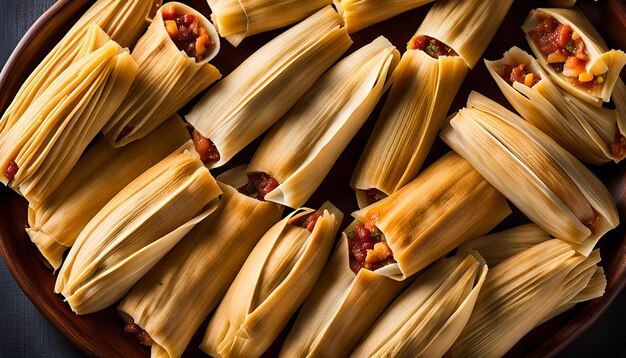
500 64 541 87
347 213 396 274
408 35 458 58
161 4 214 62
4 160 18 181
124 318 154 347
293 211 321 233
192 129 220 164
237 173 279 201
611 129 626 160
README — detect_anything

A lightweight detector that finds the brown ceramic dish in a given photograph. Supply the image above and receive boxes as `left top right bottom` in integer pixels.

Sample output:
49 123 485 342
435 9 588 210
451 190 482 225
1 0 626 357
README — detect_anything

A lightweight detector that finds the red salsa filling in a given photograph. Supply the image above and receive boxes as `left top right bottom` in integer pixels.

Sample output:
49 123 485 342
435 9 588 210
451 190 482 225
347 213 396 274
408 35 458 58
4 160 18 181
124 318 154 347
611 129 626 160
500 64 541 87
528 16 603 90
292 211 321 233
161 4 214 62
237 173 279 201
192 129 220 164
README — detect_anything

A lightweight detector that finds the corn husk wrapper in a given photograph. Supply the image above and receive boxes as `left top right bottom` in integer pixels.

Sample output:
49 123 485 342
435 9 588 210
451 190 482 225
26 115 189 270
279 229 409 358
208 0 331 47
458 224 552 267
352 252 488 358
523 8 626 105
202 202 343 358
351 50 467 207
544 265 606 322
0 0 158 133
248 36 399 209
441 92 619 256
353 152 511 280
486 47 623 164
0 25 137 204
412 0 513 68
185 6 352 168
613 79 626 137
103 3 221 147
55 142 222 314
449 240 603 358
334 0 434 33
118 166 284 358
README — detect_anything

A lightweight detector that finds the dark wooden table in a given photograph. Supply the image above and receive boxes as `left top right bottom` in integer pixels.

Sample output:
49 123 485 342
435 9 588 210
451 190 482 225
0 0 625 357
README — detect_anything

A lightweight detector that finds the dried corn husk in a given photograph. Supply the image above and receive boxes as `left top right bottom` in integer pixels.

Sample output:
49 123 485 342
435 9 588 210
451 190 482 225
335 0 434 33
351 50 467 207
523 8 626 105
118 166 283 358
458 224 552 267
544 266 606 322
0 0 158 133
26 115 189 270
280 228 408 358
412 0 513 68
248 36 400 209
352 252 487 358
441 91 619 255
613 79 626 138
208 0 331 47
202 202 343 358
353 152 511 280
185 6 352 168
103 3 221 147
449 240 603 358
0 25 137 204
55 142 221 314
485 47 623 164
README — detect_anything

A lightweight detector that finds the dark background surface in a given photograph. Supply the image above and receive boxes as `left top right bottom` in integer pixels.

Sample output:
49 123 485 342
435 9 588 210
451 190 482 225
0 0 625 357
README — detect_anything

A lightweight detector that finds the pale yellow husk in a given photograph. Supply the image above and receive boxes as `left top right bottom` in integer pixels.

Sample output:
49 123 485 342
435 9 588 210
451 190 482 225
208 0 332 46
55 142 222 315
353 152 511 280
0 25 137 204
441 91 619 256
412 0 513 68
202 202 343 358
118 166 284 358
248 36 400 209
26 115 189 270
351 50 467 207
352 252 487 358
449 240 603 358
544 266 606 322
103 2 221 147
485 47 623 164
335 0 434 33
185 6 352 168
523 8 626 105
0 0 158 133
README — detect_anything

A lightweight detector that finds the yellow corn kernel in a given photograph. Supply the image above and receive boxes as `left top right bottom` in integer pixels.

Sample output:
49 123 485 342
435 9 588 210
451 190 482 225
571 31 580 40
196 33 208 57
165 20 178 37
596 76 604 84
578 71 593 83
524 73 534 87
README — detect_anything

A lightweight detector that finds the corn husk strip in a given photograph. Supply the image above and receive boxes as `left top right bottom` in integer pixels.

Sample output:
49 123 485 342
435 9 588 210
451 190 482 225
448 240 602 358
335 0 434 33
185 6 352 168
54 142 221 314
485 47 622 164
353 152 511 280
26 115 189 270
202 202 343 358
412 0 513 68
208 0 332 47
458 224 552 267
0 0 158 133
523 8 626 105
118 166 283 358
441 91 618 255
0 25 137 204
546 266 606 321
614 79 626 135
103 3 221 147
352 252 487 358
280 225 409 358
351 50 467 207
248 37 399 209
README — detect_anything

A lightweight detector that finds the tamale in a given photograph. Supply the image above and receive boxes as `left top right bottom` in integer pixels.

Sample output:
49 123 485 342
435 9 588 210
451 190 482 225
335 0 434 33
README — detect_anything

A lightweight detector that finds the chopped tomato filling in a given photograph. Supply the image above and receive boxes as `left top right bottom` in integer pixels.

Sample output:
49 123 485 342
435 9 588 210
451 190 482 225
192 129 220 164
293 211 321 233
161 4 214 62
4 160 18 181
408 35 458 58
611 129 626 160
364 188 386 206
347 213 396 274
237 173 279 201
124 318 154 347
500 64 541 87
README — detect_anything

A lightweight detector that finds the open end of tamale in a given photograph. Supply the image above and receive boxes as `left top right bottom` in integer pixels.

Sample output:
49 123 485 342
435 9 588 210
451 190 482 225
345 215 397 274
